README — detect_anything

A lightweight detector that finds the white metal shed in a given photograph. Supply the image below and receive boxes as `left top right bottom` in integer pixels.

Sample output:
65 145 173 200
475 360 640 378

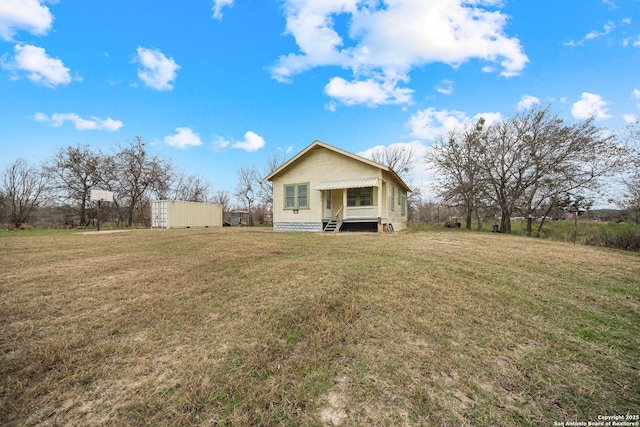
151 200 223 229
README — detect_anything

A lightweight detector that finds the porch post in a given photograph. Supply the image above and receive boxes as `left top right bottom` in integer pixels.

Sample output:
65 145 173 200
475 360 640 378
377 179 383 219
343 189 348 220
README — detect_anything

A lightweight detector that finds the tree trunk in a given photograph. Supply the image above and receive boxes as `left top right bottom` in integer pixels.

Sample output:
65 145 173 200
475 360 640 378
127 198 135 228
535 203 556 237
500 211 512 234
80 196 87 226
475 209 483 231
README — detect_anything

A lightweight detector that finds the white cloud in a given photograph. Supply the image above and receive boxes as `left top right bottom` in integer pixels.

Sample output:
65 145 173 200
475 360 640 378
2 44 72 87
571 92 612 120
622 36 640 47
407 108 502 141
407 108 467 141
231 131 266 152
517 94 540 110
0 0 53 41
623 114 637 123
163 127 203 149
34 112 123 131
477 112 504 125
358 141 427 167
324 77 413 106
358 110 504 199
434 79 454 95
631 89 640 110
212 0 234 19
585 21 615 40
270 0 528 106
136 46 180 91
568 19 631 46
33 112 47 121
210 135 230 151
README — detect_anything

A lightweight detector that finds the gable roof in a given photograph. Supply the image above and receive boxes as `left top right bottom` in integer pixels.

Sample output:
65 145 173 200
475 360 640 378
264 140 411 192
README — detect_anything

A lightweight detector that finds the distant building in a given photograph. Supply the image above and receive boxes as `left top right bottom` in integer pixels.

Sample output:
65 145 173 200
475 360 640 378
231 210 249 226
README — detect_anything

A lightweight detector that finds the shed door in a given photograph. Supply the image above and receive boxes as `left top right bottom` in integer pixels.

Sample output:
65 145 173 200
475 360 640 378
324 190 332 218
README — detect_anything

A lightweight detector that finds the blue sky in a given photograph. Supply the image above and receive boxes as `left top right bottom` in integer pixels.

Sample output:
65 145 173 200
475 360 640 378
1 0 639 202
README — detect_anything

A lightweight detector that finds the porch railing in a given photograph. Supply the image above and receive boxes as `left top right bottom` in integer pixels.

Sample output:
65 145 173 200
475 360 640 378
345 205 378 219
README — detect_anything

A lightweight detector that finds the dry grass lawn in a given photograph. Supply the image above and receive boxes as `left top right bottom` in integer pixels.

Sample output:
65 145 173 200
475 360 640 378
0 227 638 426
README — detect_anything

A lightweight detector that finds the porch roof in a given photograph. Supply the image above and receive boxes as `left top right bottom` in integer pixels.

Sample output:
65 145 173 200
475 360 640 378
315 177 379 190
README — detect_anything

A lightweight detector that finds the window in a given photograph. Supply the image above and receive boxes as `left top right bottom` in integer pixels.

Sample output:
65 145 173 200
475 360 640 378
283 183 309 209
347 189 356 207
347 187 373 207
400 194 406 215
298 184 308 208
360 187 372 206
391 186 395 211
285 185 295 208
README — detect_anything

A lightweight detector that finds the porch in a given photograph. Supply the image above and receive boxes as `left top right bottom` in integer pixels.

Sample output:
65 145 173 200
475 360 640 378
316 178 388 233
328 205 381 221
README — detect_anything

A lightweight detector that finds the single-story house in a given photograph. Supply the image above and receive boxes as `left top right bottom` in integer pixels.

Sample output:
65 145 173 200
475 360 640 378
264 140 411 232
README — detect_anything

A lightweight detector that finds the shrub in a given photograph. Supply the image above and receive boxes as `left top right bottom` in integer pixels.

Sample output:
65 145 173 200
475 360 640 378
585 228 640 251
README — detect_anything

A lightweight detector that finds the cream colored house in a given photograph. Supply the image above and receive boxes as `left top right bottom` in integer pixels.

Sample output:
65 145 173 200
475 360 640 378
265 140 411 232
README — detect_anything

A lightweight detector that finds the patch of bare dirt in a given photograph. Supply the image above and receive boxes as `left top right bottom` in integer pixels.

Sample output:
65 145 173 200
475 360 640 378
319 376 349 426
78 230 130 235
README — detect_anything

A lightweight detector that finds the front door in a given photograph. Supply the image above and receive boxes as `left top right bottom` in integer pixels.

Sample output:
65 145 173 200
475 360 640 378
324 190 332 218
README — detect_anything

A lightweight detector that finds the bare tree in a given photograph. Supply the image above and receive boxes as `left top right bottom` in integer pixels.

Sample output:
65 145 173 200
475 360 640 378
408 198 457 224
618 121 640 226
428 106 623 235
235 165 259 226
406 185 424 223
211 189 232 223
370 143 416 179
477 115 533 234
211 189 231 207
1 159 48 227
169 171 211 202
43 144 102 226
481 107 619 234
509 110 620 236
93 153 122 226
112 137 173 227
429 119 488 229
258 152 287 221
0 191 5 219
